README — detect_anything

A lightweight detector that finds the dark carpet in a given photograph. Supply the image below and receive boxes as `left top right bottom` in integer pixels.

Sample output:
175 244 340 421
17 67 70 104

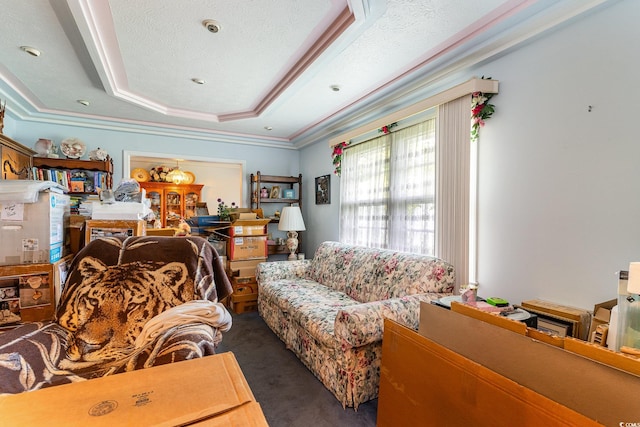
216 311 378 427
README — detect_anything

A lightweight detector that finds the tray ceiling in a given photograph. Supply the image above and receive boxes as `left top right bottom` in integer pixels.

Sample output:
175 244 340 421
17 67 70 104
0 0 612 147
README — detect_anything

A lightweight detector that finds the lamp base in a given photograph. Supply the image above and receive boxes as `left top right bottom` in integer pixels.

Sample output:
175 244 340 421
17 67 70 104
286 231 299 261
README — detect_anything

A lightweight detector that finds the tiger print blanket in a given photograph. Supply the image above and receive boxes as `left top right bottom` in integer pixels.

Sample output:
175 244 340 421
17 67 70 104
0 236 233 394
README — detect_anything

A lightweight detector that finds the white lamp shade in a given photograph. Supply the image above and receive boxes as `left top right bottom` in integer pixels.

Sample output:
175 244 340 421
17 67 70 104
278 206 306 231
629 262 640 294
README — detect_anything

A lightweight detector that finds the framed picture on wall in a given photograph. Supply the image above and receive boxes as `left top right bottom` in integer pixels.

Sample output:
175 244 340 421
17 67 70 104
315 175 330 205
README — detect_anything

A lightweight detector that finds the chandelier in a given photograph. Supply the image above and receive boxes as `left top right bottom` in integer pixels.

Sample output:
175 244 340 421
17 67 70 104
166 160 188 185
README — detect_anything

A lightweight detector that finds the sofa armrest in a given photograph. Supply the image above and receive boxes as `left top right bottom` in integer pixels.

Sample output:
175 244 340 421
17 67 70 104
256 259 311 282
334 293 450 348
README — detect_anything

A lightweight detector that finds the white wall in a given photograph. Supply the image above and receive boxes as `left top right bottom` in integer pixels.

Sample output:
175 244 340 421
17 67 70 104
472 0 640 310
129 156 243 213
300 0 640 310
299 139 340 256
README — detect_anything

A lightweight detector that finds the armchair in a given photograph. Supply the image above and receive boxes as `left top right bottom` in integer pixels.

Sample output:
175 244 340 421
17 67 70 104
0 235 233 394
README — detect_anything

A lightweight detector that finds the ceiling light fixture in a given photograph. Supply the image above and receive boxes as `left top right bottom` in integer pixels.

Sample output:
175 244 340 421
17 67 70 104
20 46 41 57
77 99 90 106
264 126 273 131
330 85 340 92
191 78 206 85
166 160 188 185
202 20 222 34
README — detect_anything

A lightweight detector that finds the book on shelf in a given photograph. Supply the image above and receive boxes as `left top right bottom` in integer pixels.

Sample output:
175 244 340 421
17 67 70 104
31 167 109 194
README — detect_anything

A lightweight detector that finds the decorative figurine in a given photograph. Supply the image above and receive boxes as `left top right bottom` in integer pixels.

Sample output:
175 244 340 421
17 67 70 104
34 139 53 157
89 147 109 161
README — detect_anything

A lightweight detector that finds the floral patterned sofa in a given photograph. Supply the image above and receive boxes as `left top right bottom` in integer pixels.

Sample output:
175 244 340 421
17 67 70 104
256 241 455 408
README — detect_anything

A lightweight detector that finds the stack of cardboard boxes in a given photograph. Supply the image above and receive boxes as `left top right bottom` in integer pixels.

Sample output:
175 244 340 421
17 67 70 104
0 187 72 324
226 214 270 314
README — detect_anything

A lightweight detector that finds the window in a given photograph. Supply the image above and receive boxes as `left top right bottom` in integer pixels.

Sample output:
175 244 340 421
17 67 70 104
335 83 494 291
340 118 436 255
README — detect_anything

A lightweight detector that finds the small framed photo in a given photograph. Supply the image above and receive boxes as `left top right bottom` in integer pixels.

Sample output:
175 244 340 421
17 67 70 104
283 188 295 199
315 175 330 205
270 186 281 199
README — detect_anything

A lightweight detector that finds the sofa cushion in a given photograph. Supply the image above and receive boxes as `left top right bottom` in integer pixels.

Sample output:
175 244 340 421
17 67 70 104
308 242 455 303
259 278 359 347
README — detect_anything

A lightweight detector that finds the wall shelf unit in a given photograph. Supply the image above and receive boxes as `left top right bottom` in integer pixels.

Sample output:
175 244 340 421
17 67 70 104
32 156 113 193
250 172 302 257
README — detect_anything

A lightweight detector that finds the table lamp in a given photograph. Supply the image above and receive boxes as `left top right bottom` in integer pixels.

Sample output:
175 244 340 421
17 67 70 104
278 206 306 260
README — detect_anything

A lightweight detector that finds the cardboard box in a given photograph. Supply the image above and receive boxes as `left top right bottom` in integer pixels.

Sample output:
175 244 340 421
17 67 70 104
91 201 147 220
190 402 267 426
231 299 258 314
0 352 268 426
0 190 70 264
232 276 257 287
231 291 258 303
227 259 265 277
85 219 146 244
589 298 617 344
232 283 258 296
228 218 270 237
227 258 266 269
227 236 267 260
379 316 603 427
145 227 178 236
229 210 258 221
415 302 640 426
229 266 258 278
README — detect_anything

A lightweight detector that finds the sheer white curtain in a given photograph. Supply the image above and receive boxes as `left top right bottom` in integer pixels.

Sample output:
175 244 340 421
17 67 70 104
340 119 436 253
340 134 390 248
388 120 436 253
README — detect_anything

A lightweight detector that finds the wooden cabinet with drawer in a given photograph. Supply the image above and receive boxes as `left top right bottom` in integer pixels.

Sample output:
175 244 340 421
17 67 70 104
1 134 35 180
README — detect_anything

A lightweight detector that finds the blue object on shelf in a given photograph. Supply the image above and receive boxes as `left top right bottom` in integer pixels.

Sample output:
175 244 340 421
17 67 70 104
186 215 221 226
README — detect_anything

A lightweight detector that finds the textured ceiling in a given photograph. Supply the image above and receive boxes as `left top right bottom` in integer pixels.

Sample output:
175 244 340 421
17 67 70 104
0 0 613 148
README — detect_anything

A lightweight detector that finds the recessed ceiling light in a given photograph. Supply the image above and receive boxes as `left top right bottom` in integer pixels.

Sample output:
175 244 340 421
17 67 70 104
191 78 206 85
202 20 222 34
264 126 273 131
20 46 41 57
77 99 90 106
330 85 340 92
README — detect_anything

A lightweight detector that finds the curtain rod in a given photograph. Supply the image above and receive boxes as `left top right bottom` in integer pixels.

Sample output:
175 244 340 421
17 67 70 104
328 77 499 147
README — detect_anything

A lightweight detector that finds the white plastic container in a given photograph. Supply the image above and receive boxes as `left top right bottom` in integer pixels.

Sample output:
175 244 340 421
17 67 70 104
0 191 70 264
